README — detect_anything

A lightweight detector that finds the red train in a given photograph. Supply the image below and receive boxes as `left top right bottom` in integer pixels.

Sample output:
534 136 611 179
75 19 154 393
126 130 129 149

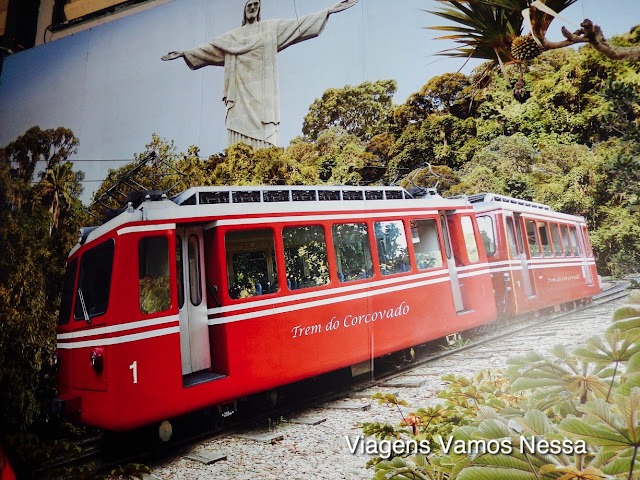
53 186 599 434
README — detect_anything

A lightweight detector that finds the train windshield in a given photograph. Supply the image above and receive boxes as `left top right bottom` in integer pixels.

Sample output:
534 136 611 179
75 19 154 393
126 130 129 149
73 240 115 321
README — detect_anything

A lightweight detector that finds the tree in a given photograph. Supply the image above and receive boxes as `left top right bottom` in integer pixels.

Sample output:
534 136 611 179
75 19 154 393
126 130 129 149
393 73 477 130
557 19 640 62
89 134 197 218
210 142 290 186
428 0 639 95
36 162 83 234
0 128 85 460
302 80 397 142
386 114 479 181
1 126 77 184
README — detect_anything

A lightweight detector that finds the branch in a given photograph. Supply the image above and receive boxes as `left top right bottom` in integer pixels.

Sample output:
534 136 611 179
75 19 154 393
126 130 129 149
552 19 640 62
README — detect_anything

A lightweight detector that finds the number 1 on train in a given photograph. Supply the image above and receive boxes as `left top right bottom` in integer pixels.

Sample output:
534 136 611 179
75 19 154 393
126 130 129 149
129 361 138 384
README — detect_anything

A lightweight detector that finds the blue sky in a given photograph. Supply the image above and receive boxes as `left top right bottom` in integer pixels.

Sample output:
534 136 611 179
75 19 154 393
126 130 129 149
0 0 638 203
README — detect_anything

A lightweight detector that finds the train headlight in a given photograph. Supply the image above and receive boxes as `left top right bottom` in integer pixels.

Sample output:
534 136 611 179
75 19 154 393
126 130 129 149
90 347 104 374
53 351 59 368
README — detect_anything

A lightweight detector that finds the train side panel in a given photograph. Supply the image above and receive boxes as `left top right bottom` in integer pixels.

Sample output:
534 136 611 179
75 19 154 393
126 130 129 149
56 204 497 431
472 197 600 317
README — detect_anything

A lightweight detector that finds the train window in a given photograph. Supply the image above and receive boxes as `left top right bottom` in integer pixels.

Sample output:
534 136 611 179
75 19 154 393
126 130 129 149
226 229 279 299
283 226 330 290
525 220 541 257
332 223 373 282
188 235 202 306
569 226 582 256
375 220 410 275
59 259 78 325
74 240 115 321
560 225 572 256
550 224 563 257
537 222 553 257
476 216 496 256
514 216 525 254
461 217 480 263
440 215 452 259
176 237 184 309
139 237 171 314
582 227 593 257
505 217 519 257
411 219 443 270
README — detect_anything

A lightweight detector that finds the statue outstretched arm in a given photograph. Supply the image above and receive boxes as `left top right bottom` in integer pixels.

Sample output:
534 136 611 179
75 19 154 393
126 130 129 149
161 51 184 61
329 0 358 14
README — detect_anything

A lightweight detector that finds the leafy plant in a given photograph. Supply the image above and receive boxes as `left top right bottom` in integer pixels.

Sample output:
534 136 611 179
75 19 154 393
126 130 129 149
507 345 610 416
362 295 640 479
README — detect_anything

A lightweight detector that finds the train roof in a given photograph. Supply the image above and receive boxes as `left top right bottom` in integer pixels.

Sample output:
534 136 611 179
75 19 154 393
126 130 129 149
469 193 586 222
72 185 473 256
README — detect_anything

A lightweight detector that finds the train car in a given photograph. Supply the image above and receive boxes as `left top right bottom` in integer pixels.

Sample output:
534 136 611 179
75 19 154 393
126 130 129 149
53 185 498 433
469 193 600 317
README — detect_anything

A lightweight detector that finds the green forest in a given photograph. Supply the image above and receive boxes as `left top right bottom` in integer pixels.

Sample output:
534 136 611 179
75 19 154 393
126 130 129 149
0 13 639 478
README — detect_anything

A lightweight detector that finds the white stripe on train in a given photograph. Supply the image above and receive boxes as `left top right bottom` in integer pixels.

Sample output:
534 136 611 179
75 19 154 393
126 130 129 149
56 326 180 349
56 314 179 340
206 267 456 316
206 273 465 326
55 259 595 349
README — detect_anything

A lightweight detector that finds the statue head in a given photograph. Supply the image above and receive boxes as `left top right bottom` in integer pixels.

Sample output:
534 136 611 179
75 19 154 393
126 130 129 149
243 0 261 25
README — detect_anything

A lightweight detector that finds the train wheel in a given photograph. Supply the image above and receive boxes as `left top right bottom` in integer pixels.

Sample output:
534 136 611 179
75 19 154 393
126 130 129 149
389 348 415 369
266 389 278 407
158 420 173 442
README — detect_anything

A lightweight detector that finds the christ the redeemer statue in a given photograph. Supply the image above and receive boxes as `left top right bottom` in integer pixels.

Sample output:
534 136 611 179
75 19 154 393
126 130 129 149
162 0 358 149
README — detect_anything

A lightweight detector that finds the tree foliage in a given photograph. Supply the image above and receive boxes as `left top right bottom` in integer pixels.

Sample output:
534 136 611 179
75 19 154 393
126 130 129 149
302 80 397 142
0 127 86 476
93 127 382 215
428 0 640 96
1 126 78 183
388 28 639 275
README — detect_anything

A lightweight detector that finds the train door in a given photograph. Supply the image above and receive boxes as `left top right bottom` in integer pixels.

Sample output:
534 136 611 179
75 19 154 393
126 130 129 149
440 213 465 312
176 227 211 376
511 213 536 298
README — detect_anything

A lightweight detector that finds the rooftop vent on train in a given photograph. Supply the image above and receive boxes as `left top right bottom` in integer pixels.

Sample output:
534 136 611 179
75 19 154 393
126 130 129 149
468 193 551 210
172 186 414 206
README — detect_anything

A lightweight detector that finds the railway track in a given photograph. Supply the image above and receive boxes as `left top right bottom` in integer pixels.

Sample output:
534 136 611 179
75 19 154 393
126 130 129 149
41 283 633 479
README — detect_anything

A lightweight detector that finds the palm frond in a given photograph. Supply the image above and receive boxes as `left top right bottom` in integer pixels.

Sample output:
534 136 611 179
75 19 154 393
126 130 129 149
427 0 578 76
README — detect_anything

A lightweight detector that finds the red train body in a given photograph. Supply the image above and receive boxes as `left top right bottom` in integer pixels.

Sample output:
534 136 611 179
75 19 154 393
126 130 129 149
53 187 598 432
469 194 599 317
